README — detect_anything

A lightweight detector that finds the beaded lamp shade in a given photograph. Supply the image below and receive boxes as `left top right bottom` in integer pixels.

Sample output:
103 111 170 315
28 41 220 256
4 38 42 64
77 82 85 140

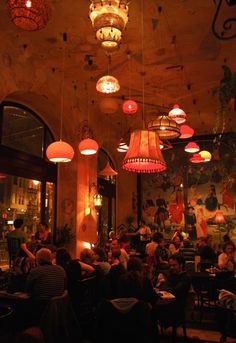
7 0 51 31
96 75 120 94
122 130 166 173
148 115 180 140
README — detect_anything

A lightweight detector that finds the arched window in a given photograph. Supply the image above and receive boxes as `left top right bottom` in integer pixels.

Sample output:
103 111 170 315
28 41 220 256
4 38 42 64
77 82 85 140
0 101 57 246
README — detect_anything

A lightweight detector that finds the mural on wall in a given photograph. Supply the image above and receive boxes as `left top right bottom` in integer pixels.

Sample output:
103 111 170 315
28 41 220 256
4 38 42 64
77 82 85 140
141 135 236 242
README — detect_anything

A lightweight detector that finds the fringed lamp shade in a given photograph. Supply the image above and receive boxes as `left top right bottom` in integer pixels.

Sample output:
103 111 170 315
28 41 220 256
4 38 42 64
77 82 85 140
189 153 204 163
117 138 129 152
148 115 180 140
179 125 194 139
214 211 225 223
46 140 74 163
78 138 98 155
185 142 200 153
7 0 51 31
122 130 167 173
168 104 186 124
199 150 212 162
96 75 120 94
122 99 138 115
89 0 129 53
99 161 118 176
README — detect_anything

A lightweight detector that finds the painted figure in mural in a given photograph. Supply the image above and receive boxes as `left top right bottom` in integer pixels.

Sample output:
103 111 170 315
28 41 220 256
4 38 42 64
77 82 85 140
154 196 168 231
189 185 202 207
205 184 218 212
222 181 235 210
196 207 208 238
185 206 197 241
168 189 184 225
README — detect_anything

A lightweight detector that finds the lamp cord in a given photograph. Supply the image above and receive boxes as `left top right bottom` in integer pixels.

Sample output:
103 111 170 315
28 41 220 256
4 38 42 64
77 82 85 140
60 32 67 140
141 0 145 129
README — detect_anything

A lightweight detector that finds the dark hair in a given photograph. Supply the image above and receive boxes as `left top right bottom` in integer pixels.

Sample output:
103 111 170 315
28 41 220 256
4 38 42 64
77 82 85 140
127 257 142 272
93 247 107 261
168 253 185 269
56 248 71 268
111 248 121 259
118 271 143 298
118 234 130 244
223 234 230 243
153 232 163 243
39 222 48 229
14 218 23 229
222 241 235 253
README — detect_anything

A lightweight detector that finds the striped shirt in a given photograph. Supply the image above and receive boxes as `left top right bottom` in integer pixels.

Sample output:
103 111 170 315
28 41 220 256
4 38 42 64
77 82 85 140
26 264 66 299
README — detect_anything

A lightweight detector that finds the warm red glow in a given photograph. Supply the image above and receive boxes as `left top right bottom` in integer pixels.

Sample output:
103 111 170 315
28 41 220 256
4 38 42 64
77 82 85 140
179 125 194 139
7 0 51 31
78 138 98 155
96 75 120 94
122 99 138 115
99 162 118 176
185 141 200 153
122 130 166 173
46 140 74 163
214 211 225 223
189 153 204 163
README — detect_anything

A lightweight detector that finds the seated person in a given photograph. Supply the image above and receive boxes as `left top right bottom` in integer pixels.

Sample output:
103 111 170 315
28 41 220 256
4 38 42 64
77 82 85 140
197 236 216 269
171 225 188 241
34 222 52 245
92 247 111 275
109 239 129 270
154 237 169 271
108 248 126 299
145 232 162 262
218 241 236 272
169 234 183 255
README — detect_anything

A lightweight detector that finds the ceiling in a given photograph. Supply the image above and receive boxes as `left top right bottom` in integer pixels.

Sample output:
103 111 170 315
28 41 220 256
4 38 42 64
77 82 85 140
0 0 236 143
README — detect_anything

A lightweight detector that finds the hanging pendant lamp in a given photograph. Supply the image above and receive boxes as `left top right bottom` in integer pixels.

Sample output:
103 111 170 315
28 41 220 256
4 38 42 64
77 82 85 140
96 75 120 94
122 99 138 115
189 153 204 163
185 142 200 153
122 130 166 173
46 140 74 163
117 138 129 152
79 138 99 156
179 125 194 139
7 0 51 31
148 115 180 140
99 161 118 176
168 104 186 124
199 150 212 162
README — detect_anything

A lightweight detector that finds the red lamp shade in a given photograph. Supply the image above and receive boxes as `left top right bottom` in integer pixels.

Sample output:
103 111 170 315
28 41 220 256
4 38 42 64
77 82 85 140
168 104 186 124
179 125 194 139
7 0 51 31
117 139 129 152
189 153 204 163
214 211 225 223
78 138 98 155
122 99 138 115
96 75 120 94
185 141 200 153
122 130 167 173
99 162 118 176
46 140 74 163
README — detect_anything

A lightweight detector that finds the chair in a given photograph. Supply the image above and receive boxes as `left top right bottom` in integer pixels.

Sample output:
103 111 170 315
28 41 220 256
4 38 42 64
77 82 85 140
216 305 236 342
40 290 79 343
6 236 21 268
95 298 156 343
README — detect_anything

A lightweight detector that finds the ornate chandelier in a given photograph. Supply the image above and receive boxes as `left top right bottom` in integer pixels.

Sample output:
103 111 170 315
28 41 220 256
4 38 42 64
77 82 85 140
7 0 51 31
148 115 180 140
89 0 129 53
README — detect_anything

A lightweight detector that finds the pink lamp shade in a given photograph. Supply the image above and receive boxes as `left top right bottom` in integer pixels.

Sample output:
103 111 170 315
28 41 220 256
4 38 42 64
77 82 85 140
99 161 118 176
7 0 51 31
179 125 194 139
117 139 129 152
122 99 138 115
46 140 74 163
214 211 225 223
168 104 186 124
122 130 166 173
96 75 120 94
78 138 99 155
185 141 200 153
189 153 204 163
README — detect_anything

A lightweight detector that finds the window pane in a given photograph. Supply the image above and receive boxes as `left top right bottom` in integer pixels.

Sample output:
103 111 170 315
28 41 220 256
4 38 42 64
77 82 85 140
2 105 44 157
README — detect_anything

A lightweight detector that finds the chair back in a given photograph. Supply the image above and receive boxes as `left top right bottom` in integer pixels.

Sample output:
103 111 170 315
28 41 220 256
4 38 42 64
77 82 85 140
40 290 78 343
7 236 21 268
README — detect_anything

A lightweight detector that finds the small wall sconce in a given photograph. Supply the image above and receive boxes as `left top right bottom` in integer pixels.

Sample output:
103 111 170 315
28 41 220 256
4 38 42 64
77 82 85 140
94 193 103 213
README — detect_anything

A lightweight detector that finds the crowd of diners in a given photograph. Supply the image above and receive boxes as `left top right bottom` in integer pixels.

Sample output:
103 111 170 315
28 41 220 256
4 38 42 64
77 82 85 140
1 218 236 342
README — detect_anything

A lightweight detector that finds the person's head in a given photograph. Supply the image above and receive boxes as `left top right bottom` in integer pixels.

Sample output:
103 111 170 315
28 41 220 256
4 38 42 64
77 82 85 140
118 271 142 299
38 222 48 232
187 206 194 214
93 247 107 262
36 248 52 265
127 257 142 273
56 247 71 268
110 248 121 262
157 237 165 247
14 218 24 229
183 239 191 248
197 236 208 247
152 232 163 243
80 248 95 264
168 254 185 274
173 234 183 246
110 239 120 250
223 234 230 243
206 234 213 246
223 241 235 255
118 234 130 249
